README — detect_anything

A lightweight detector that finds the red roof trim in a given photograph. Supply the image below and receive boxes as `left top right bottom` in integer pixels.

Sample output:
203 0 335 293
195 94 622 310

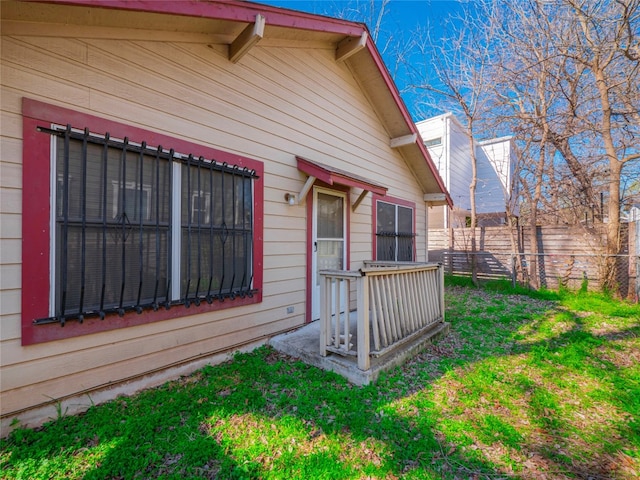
296 156 387 196
363 36 453 208
26 0 451 207
26 0 364 36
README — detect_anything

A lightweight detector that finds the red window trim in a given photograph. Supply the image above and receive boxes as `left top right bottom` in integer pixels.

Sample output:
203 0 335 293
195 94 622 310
371 193 416 261
21 98 264 345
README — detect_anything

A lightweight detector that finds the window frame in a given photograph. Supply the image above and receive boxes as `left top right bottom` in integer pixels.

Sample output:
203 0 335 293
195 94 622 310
372 193 416 262
424 137 442 147
22 98 264 345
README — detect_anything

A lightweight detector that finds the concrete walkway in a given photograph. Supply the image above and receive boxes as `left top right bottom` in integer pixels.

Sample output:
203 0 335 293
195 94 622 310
269 314 450 385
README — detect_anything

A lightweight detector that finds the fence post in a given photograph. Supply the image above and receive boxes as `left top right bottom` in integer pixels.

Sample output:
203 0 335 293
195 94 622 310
511 254 517 288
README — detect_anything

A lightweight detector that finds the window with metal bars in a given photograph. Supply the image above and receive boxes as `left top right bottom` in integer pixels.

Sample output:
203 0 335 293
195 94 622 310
36 125 258 326
376 199 415 262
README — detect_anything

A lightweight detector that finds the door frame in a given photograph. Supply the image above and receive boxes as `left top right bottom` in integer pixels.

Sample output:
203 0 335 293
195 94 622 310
305 184 350 323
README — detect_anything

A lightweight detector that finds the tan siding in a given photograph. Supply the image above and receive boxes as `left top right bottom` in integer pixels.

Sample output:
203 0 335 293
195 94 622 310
2 299 260 364
0 86 22 115
0 316 20 341
1 111 22 141
0 214 20 238
2 39 91 108
0 290 20 316
0 239 20 264
1 315 302 415
1 305 300 393
263 265 306 283
0 163 21 191
0 187 20 214
1 17 433 428
0 264 20 291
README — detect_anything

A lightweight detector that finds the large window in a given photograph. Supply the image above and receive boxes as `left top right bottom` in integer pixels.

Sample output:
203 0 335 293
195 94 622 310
374 197 415 262
22 99 263 344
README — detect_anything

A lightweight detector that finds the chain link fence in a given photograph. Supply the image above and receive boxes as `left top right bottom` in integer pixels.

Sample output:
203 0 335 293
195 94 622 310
442 251 640 301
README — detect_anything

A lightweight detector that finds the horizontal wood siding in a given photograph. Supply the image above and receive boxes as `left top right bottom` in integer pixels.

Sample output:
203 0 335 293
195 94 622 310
1 18 430 429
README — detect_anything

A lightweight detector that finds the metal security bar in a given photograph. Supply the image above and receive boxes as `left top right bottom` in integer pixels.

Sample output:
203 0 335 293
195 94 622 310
376 231 415 262
181 157 255 307
35 125 258 326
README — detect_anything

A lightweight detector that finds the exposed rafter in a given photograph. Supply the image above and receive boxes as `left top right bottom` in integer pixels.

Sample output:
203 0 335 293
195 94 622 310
423 193 448 206
229 14 265 63
335 31 368 62
351 190 369 212
390 133 417 149
295 175 316 206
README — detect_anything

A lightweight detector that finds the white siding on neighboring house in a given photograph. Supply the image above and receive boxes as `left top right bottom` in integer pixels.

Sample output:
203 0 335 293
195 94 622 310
446 116 473 212
478 137 519 217
474 143 506 214
417 112 517 229
479 137 512 192
417 113 472 228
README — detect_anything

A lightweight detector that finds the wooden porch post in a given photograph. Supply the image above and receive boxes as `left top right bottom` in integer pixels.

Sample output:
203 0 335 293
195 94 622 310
439 263 445 321
320 275 328 357
357 273 370 370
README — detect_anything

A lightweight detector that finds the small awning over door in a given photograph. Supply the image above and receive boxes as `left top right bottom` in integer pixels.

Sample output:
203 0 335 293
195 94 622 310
296 156 388 211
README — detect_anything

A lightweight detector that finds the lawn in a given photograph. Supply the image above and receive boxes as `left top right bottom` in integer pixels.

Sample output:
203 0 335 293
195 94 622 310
1 280 639 479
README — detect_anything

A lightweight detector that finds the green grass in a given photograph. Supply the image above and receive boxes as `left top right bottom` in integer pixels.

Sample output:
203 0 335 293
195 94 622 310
2 284 639 479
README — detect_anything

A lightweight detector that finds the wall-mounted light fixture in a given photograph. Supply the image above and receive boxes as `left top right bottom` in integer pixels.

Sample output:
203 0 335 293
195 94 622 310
284 193 296 206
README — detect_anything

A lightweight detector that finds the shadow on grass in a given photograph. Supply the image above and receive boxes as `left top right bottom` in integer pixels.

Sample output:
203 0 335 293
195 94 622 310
1 350 514 478
2 287 638 479
432 287 640 479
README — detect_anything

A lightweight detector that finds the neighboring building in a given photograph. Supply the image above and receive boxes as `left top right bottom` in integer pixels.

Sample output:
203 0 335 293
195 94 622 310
0 0 450 435
416 112 518 229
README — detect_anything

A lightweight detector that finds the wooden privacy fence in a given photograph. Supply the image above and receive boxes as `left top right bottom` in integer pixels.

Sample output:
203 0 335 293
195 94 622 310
319 262 445 370
428 223 639 300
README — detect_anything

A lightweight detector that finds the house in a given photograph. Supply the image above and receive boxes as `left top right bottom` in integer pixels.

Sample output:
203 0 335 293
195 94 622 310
0 0 451 435
416 112 518 229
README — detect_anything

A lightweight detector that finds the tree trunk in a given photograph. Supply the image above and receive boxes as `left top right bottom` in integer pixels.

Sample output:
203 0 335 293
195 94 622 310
468 129 478 286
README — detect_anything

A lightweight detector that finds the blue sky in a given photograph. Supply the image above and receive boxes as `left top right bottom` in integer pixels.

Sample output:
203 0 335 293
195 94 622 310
258 0 471 120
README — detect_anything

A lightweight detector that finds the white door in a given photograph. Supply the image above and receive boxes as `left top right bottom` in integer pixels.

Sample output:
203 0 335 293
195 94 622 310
311 188 347 320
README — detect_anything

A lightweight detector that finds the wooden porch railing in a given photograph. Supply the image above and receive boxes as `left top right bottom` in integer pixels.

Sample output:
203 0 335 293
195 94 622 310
319 262 445 370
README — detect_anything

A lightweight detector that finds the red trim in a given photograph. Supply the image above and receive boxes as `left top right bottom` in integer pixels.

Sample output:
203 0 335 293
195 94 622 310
22 114 52 338
25 0 451 207
371 193 417 261
21 98 264 345
364 35 452 208
305 195 313 323
297 156 387 196
27 0 364 36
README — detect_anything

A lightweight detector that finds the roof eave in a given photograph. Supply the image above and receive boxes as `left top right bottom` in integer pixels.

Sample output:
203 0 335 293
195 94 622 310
24 0 452 207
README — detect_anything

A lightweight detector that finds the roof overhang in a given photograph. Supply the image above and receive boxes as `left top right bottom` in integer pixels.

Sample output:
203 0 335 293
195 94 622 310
295 156 387 211
12 0 452 207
